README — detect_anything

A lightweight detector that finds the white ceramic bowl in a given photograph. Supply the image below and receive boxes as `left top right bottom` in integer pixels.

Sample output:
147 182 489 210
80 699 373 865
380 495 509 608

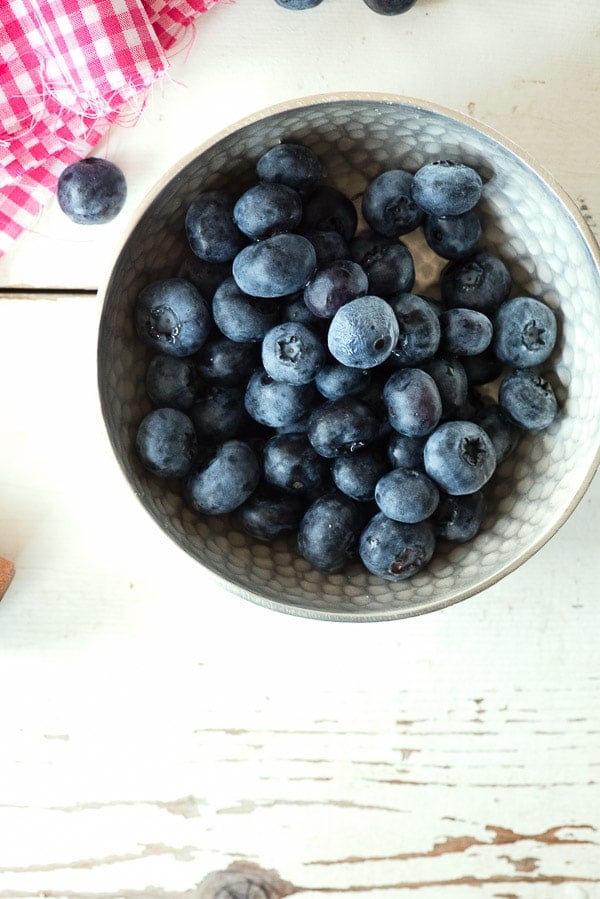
97 92 600 621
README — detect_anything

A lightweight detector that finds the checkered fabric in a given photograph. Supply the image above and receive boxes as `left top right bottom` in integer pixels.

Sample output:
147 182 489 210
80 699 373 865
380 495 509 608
0 0 220 258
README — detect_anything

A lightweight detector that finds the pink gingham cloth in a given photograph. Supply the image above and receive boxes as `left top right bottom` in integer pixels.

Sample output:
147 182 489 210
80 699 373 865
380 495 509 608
0 0 220 258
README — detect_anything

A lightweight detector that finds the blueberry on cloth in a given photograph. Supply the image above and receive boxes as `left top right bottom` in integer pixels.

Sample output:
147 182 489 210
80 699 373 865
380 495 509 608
57 157 126 224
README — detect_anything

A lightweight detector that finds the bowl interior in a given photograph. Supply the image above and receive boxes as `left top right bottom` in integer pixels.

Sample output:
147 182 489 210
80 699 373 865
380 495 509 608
98 95 600 621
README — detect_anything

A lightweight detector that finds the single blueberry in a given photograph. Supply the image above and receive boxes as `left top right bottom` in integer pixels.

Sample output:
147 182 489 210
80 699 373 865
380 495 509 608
212 277 280 342
350 231 415 297
315 362 371 401
362 169 423 238
145 354 199 410
232 233 316 298
298 491 364 573
245 369 316 428
327 295 399 368
301 185 358 242
263 432 328 494
375 467 440 523
421 356 469 420
361 0 418 12
423 210 482 260
274 0 324 8
359 513 436 581
439 307 493 356
303 230 351 266
387 292 441 366
189 385 247 443
387 434 426 470
383 368 442 438
304 259 369 319
256 143 323 192
332 448 389 502
239 492 305 542
184 440 260 515
493 296 558 368
441 252 511 315
411 160 483 216
185 189 247 263
308 396 379 458
233 182 303 240
424 420 497 495
498 369 558 431
135 408 197 479
261 321 326 385
57 157 126 224
134 278 211 357
433 491 486 542
196 336 259 386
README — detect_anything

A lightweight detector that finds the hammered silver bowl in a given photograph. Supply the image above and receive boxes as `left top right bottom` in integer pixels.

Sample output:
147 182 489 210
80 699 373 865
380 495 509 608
97 92 600 621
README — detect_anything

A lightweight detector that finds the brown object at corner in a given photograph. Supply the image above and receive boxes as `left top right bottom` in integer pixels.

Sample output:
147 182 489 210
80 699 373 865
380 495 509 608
0 557 15 600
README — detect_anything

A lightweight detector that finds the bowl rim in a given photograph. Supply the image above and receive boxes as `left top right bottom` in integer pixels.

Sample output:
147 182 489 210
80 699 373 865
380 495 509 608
97 90 600 623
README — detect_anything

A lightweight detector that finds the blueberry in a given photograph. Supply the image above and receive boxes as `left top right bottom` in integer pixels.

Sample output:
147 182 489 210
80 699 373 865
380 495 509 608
350 231 415 297
239 492 305 542
303 230 350 266
498 369 558 431
134 278 211 357
387 434 426 469
375 467 440 523
233 182 303 240
301 185 358 242
441 252 511 315
263 432 328 494
304 259 369 319
177 255 231 301
256 143 323 193
189 385 247 443
383 368 442 438
475 402 520 463
433 491 486 542
315 362 371 400
362 169 423 237
328 296 399 368
196 336 259 386
298 492 363 572
262 322 326 385
439 307 493 356
460 347 505 386
135 408 197 479
423 210 482 260
308 396 379 458
332 449 389 502
424 421 496 495
361 0 418 12
245 369 316 428
274 0 324 8
421 357 468 420
184 440 260 515
185 190 247 263
232 233 316 298
57 157 126 224
493 296 557 368
387 292 441 366
212 277 280 342
145 354 199 410
359 513 436 581
411 160 483 216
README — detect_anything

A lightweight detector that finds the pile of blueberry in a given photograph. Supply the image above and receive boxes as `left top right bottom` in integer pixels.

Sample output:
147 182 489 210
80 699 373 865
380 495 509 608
274 0 418 14
132 141 559 582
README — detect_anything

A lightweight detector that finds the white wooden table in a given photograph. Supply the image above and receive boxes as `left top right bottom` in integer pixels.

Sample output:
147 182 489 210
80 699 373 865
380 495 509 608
1 2 599 896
